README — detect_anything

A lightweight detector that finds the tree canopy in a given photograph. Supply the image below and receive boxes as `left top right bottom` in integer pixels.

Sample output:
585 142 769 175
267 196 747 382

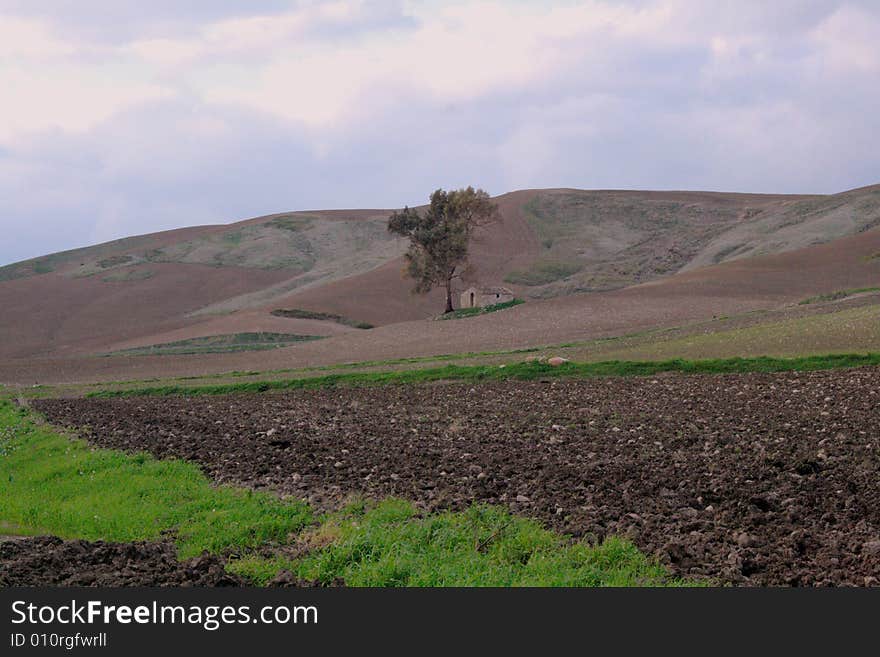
388 187 499 313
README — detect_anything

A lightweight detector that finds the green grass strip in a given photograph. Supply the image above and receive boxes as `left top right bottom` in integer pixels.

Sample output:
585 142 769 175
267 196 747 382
798 287 880 305
437 298 524 320
229 499 693 587
105 332 323 356
270 308 374 329
0 397 312 557
87 352 880 398
1 396 688 586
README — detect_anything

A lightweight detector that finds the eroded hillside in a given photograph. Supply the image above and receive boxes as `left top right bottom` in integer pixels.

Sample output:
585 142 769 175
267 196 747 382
2 183 879 361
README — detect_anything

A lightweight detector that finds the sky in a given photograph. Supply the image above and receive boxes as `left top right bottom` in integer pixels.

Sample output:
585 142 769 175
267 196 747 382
1 0 879 266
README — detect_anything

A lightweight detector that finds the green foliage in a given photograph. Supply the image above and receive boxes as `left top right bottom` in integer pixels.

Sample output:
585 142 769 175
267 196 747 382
1 238 159 281
266 215 315 232
97 255 134 268
232 499 689 587
0 398 312 558
87 352 880 398
0 253 75 280
2 398 684 587
105 332 323 356
798 287 880 305
388 187 499 311
101 268 154 283
439 298 524 320
270 308 374 329
221 230 244 245
504 259 583 286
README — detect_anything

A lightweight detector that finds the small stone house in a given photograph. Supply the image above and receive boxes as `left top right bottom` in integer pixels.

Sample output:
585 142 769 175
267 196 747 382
460 285 514 309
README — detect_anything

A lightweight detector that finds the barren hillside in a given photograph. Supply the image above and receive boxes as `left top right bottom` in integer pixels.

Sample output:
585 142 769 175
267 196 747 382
1 184 878 364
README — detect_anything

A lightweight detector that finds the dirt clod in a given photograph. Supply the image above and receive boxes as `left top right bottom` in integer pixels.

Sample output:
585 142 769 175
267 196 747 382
33 368 880 586
0 537 243 587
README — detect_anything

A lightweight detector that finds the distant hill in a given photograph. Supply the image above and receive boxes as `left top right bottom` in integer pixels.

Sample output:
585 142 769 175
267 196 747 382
1 183 878 360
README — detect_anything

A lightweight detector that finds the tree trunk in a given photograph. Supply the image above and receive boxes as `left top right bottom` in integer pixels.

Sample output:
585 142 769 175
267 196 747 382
444 278 454 313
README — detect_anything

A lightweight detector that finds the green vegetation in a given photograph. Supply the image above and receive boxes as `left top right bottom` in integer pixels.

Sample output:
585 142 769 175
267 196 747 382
97 254 134 268
266 215 315 232
105 332 324 356
520 195 571 248
87 353 880 398
504 259 582 286
231 499 687 587
581 304 880 363
0 258 56 281
20 302 880 401
1 397 683 586
102 268 154 283
271 308 374 329
0 397 312 557
388 187 500 313
221 230 244 245
798 287 880 305
155 224 318 272
0 238 152 282
439 298 524 320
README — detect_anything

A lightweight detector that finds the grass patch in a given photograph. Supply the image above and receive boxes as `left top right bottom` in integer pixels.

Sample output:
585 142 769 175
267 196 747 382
265 215 315 232
87 352 880 398
439 298 524 320
798 287 880 305
105 332 324 356
504 259 582 286
0 397 312 558
270 308 374 329
97 254 134 268
101 268 154 283
2 398 684 586
230 499 689 587
0 258 57 280
584 304 880 363
221 230 244 245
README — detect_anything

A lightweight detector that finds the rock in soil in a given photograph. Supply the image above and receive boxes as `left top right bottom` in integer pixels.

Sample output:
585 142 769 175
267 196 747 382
34 368 880 586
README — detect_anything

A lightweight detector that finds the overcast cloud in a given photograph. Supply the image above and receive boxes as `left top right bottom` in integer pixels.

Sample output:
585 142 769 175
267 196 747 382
1 0 879 265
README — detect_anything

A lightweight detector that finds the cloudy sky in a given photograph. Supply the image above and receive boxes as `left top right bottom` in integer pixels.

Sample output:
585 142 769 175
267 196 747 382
1 1 879 265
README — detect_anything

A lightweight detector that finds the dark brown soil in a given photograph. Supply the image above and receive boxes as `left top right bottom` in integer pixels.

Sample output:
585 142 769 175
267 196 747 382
0 537 243 587
34 369 880 586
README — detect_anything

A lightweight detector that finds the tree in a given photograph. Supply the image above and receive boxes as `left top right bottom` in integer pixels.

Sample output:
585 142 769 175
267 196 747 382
388 187 500 313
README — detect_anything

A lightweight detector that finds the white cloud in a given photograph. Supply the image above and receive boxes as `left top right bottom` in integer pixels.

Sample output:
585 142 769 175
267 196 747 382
0 15 73 57
0 65 173 143
198 1 678 127
1 1 879 266
811 5 880 73
0 15 173 143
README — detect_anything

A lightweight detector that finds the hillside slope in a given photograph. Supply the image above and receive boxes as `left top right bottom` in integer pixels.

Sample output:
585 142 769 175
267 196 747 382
3 224 878 385
1 184 878 361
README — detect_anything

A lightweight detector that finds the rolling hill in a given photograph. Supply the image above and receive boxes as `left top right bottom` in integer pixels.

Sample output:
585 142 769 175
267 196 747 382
1 183 879 378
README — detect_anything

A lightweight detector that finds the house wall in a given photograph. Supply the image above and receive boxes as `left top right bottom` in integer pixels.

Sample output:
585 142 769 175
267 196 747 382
460 287 513 308
478 291 513 307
